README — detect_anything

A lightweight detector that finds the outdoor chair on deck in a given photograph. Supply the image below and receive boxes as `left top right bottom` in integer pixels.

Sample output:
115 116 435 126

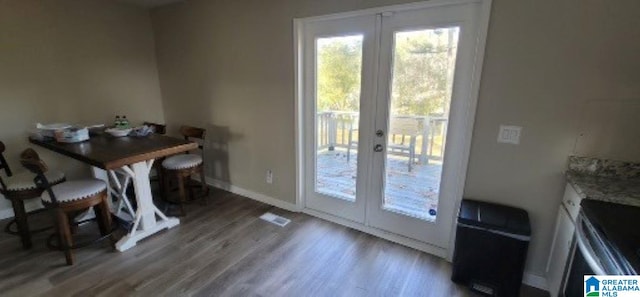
347 117 425 172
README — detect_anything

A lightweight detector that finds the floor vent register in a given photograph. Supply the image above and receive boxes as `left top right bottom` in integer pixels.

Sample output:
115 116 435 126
260 212 291 227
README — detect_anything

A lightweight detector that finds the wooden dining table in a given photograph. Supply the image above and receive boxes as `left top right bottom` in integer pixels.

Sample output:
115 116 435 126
30 134 197 251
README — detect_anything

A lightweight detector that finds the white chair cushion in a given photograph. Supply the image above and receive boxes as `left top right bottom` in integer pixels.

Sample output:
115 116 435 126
5 170 66 191
41 179 106 203
162 154 203 170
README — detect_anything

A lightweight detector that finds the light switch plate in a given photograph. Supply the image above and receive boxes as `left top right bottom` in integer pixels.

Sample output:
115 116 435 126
497 125 522 145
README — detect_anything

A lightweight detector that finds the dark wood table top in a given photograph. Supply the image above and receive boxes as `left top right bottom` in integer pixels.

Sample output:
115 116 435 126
30 134 197 170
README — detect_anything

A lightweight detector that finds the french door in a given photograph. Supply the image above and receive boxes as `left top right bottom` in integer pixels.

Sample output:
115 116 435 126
299 0 488 250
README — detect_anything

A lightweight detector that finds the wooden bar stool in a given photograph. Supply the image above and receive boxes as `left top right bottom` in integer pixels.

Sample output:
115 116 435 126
0 141 66 249
161 126 209 216
20 149 114 265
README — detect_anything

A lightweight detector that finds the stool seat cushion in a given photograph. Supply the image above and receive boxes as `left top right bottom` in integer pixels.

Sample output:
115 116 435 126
41 179 107 203
162 154 203 170
5 170 66 192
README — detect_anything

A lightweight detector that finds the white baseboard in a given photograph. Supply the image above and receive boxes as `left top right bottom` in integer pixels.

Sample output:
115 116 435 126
202 176 548 293
522 272 549 291
204 177 300 212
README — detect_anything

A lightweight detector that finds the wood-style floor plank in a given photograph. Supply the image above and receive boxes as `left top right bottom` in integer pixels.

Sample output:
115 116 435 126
0 188 548 297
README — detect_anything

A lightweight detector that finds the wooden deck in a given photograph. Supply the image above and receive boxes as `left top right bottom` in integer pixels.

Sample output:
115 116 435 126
316 149 442 220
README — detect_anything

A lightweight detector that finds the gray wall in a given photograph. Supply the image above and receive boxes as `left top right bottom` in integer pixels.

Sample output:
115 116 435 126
0 0 636 282
464 0 640 276
0 1 165 212
151 0 640 278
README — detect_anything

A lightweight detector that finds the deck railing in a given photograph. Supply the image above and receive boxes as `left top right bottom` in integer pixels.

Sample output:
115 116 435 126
317 111 448 164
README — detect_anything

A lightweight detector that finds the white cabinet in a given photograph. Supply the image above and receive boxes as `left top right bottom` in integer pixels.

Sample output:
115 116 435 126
546 185 582 297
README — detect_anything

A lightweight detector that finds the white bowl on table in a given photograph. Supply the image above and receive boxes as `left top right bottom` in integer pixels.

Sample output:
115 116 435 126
105 128 132 137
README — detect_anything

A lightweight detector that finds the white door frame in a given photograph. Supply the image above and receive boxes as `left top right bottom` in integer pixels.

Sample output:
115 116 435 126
294 0 492 260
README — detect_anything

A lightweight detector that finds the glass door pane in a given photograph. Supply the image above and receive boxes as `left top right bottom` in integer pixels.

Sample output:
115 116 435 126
383 27 460 221
315 35 363 202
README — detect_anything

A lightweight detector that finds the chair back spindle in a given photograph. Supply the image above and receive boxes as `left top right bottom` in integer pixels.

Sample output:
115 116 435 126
0 141 12 193
0 141 12 177
19 149 58 205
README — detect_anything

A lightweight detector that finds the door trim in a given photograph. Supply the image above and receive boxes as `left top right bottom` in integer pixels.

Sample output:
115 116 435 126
294 0 493 260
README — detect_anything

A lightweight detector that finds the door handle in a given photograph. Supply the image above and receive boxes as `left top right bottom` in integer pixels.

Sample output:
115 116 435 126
374 144 384 152
376 130 384 137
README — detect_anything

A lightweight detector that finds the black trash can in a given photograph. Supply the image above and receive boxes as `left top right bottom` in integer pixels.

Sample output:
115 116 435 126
451 199 531 297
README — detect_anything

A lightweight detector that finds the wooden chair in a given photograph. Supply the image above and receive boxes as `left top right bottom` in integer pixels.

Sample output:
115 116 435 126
20 149 113 265
345 115 359 163
386 117 422 172
143 122 166 135
0 142 66 249
161 126 209 216
347 116 423 172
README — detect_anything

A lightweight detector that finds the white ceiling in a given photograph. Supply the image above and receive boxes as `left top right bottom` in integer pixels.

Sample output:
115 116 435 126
116 0 184 8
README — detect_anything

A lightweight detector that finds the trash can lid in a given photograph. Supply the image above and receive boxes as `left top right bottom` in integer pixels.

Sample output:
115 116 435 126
458 199 531 237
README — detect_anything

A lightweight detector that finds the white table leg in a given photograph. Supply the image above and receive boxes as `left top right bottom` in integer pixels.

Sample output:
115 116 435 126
91 166 136 222
115 160 180 252
108 169 135 221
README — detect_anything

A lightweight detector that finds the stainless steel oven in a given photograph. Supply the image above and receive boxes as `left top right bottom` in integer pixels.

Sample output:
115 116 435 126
563 212 605 297
563 202 639 297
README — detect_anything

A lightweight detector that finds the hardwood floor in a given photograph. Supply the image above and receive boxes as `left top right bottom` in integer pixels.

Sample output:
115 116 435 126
0 188 548 297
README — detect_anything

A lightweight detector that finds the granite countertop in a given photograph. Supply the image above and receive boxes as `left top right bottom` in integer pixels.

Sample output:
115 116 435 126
566 172 640 207
566 156 640 207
